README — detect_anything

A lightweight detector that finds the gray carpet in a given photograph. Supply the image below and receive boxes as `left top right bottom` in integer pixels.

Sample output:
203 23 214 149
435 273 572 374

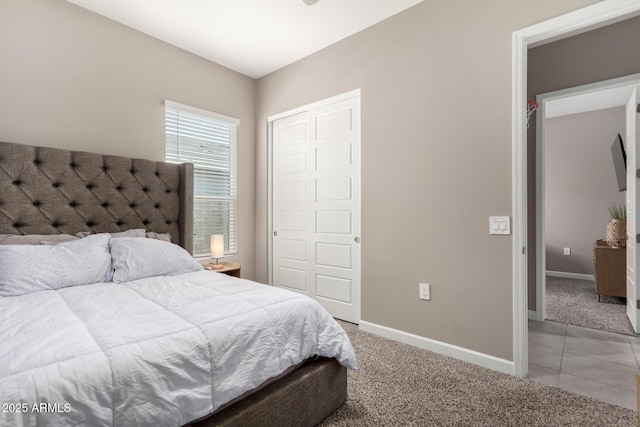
545 275 636 336
320 321 636 426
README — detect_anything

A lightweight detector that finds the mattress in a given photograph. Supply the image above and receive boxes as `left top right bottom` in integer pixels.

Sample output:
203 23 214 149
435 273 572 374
0 270 357 427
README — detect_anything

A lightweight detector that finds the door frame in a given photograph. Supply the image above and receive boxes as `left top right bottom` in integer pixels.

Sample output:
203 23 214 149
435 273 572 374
512 0 640 377
266 89 361 304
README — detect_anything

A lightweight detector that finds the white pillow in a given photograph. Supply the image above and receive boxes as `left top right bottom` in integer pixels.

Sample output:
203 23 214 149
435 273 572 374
0 234 112 297
110 237 202 283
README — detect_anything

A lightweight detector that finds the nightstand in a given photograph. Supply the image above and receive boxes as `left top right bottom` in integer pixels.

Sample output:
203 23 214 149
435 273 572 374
204 262 241 278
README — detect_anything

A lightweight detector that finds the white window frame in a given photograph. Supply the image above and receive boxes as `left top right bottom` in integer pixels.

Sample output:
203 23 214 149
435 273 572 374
165 100 239 257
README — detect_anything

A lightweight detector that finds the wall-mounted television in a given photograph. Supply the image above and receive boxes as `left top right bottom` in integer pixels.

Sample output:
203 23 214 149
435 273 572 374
611 133 626 192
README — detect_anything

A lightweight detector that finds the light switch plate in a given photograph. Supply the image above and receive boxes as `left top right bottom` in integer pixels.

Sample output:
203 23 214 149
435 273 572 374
489 216 510 235
419 283 430 300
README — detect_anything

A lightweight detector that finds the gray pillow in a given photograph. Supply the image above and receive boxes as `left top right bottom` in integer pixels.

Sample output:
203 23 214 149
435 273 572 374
0 233 82 245
110 229 146 238
0 234 113 297
110 237 202 283
145 232 172 242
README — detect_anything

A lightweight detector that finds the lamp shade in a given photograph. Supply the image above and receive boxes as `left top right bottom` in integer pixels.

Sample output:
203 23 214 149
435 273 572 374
210 235 224 259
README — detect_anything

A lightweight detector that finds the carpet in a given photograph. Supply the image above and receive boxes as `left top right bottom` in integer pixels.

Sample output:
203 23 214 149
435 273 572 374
545 275 636 336
320 321 636 426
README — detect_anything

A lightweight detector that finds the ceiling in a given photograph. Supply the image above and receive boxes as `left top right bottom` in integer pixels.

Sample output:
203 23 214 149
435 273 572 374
65 0 423 79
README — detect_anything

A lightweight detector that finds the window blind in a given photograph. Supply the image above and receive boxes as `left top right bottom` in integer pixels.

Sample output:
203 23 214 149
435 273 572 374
165 101 237 256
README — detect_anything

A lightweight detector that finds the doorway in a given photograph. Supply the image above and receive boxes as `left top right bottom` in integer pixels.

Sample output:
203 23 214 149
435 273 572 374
268 90 361 323
512 2 640 377
535 77 640 333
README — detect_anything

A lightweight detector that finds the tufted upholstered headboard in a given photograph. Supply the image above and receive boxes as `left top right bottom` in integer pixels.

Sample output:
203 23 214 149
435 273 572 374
0 141 194 253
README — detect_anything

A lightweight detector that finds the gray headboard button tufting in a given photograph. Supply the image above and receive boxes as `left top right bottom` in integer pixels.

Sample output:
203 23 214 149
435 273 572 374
0 141 194 253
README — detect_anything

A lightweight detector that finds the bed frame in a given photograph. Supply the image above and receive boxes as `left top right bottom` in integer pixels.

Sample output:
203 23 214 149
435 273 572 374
0 141 347 426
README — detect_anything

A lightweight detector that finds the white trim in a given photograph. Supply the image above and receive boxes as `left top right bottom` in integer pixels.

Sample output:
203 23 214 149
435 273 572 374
535 94 546 325
517 0 640 47
267 89 361 123
546 270 594 282
266 119 274 285
537 74 640 102
359 321 513 375
512 27 528 379
165 100 240 126
512 0 640 379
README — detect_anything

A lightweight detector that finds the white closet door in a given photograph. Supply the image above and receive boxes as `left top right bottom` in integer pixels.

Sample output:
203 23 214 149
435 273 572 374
273 112 311 296
272 94 361 323
626 86 640 331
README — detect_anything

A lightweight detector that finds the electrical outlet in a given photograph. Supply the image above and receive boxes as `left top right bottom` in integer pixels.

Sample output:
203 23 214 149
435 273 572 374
419 283 430 300
563 247 571 256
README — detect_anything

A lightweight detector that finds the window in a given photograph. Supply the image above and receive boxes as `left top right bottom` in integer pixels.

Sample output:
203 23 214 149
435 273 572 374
165 100 238 256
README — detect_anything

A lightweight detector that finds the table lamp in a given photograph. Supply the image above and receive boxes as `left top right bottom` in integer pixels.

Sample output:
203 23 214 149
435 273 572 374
209 235 224 270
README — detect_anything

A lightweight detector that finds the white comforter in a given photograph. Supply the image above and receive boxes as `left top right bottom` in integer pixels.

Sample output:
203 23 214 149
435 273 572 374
0 271 357 427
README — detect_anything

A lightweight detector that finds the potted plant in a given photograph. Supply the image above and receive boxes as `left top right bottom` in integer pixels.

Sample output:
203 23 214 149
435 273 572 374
606 203 627 248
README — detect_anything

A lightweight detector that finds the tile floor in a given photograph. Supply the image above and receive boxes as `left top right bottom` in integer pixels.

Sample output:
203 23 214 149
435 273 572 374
527 319 640 410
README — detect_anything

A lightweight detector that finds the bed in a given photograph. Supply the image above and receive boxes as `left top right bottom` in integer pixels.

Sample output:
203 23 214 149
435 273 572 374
0 141 356 427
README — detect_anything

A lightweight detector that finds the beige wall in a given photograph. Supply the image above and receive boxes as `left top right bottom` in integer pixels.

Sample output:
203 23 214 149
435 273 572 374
527 15 640 310
3 0 628 361
256 0 599 360
0 0 257 279
545 108 625 275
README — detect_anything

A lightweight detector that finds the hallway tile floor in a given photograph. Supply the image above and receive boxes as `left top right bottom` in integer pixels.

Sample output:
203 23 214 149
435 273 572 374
528 319 639 411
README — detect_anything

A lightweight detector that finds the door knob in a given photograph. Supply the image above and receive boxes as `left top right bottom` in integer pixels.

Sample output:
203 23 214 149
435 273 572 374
274 231 278 236
354 236 360 243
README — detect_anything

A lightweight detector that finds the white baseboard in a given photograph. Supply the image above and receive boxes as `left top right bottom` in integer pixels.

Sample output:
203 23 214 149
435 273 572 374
358 320 514 375
546 270 594 281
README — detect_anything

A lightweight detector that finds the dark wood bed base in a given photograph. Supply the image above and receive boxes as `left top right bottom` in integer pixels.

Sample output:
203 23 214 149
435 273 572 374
0 141 347 427
190 357 346 427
